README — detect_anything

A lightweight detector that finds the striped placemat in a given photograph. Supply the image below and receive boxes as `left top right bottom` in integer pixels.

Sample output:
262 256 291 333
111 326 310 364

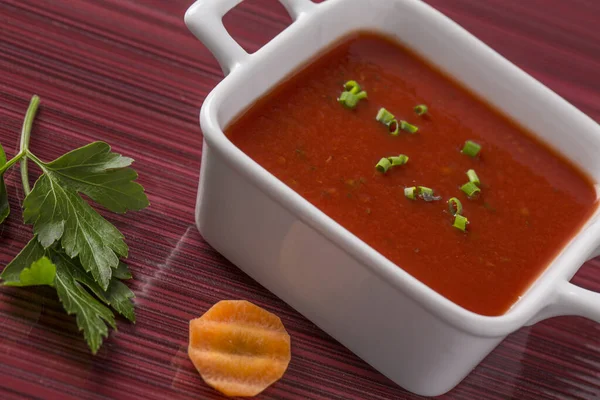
0 0 599 398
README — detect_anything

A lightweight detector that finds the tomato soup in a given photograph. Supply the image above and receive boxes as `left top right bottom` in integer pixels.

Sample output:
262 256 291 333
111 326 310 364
225 33 598 316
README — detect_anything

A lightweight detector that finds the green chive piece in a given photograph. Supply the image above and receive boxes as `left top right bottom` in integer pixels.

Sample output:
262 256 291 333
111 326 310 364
414 104 428 116
344 80 361 94
418 186 442 201
453 214 469 232
418 186 433 196
388 154 409 166
375 157 392 173
388 119 400 136
448 197 463 216
404 186 416 200
338 91 363 109
461 181 481 197
338 81 367 109
356 91 368 100
466 169 480 186
376 154 408 173
375 109 408 136
337 91 355 108
376 108 395 125
400 120 419 133
462 140 481 157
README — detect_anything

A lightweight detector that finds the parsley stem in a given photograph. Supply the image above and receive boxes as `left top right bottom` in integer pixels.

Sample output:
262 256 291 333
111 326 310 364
0 152 25 174
25 151 45 170
19 95 40 196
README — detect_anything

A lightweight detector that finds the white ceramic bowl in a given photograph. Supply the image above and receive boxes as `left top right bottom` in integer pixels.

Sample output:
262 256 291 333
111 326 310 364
185 0 600 396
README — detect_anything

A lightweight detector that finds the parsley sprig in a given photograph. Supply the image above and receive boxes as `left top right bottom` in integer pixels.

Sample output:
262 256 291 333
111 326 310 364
0 96 149 353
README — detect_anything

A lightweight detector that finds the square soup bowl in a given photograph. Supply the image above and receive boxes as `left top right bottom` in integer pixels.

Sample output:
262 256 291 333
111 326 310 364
184 0 600 396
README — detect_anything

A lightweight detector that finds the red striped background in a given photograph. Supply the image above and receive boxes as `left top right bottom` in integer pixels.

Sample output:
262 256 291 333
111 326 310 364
0 0 599 399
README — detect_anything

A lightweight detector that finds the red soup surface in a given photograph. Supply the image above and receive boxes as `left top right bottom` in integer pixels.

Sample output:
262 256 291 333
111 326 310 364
226 32 598 316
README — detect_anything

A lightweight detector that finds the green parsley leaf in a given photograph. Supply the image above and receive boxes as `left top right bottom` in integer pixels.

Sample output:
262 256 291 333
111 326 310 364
0 237 135 340
102 278 135 322
0 95 145 354
52 249 135 318
112 261 133 280
23 172 129 290
51 249 135 353
53 250 117 354
1 239 135 353
0 143 9 224
40 142 149 213
3 256 56 287
1 237 47 283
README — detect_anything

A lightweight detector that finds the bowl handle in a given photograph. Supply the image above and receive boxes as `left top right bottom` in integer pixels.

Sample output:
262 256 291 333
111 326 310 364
527 279 600 325
184 0 317 75
554 280 600 322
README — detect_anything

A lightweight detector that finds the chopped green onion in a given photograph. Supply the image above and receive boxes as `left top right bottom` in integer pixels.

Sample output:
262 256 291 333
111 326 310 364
461 181 481 197
466 169 480 186
453 214 469 232
404 186 416 200
400 120 419 133
337 92 355 108
388 154 409 166
448 197 463 216
375 157 392 173
338 81 367 109
414 104 428 116
376 108 395 125
418 186 441 201
344 80 361 94
462 140 481 157
376 109 417 135
376 154 408 173
388 119 400 135
338 91 366 109
418 186 433 196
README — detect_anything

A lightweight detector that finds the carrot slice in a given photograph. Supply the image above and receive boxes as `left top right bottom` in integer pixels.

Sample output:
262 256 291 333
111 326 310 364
188 300 291 397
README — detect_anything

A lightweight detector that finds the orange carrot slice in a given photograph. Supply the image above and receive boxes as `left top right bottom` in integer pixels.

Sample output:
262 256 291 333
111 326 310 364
188 300 291 397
